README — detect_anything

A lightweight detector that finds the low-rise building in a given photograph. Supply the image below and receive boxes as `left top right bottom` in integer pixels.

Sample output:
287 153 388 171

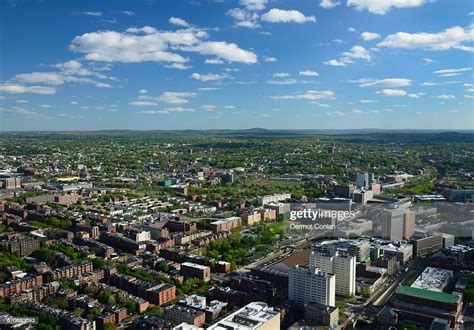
208 302 280 330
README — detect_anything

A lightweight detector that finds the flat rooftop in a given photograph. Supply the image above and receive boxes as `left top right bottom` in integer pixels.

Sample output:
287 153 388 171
396 285 459 305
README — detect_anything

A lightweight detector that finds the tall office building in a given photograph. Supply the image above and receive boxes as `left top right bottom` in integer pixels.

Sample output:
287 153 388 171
356 173 370 190
381 208 415 241
309 250 356 297
288 266 335 307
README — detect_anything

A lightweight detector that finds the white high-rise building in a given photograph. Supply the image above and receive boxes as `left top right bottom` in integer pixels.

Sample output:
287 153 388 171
310 250 356 297
288 266 335 307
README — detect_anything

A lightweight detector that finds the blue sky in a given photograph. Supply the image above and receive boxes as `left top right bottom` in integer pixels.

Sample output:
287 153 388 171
1 0 473 130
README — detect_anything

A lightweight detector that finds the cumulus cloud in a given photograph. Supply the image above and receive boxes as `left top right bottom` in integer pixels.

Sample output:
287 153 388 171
361 32 381 41
347 0 428 15
182 41 257 64
323 59 347 66
324 45 371 66
378 26 474 52
272 90 335 100
377 89 408 96
299 70 319 77
263 56 277 62
13 68 112 88
261 9 316 23
205 59 224 64
227 8 260 29
169 17 190 27
239 0 268 11
158 92 196 104
70 26 257 64
164 63 192 70
0 84 56 94
273 72 290 78
359 78 412 87
320 0 340 9
190 73 231 81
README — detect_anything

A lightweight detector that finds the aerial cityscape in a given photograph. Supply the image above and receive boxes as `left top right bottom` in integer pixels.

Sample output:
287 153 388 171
0 0 473 330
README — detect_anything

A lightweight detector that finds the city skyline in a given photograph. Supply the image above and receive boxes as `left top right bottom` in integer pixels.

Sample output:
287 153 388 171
1 0 473 131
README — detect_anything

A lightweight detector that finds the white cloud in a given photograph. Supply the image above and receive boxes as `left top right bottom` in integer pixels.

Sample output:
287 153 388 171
138 110 170 115
352 109 364 114
169 17 190 27
347 0 428 15
433 68 472 77
138 107 195 114
437 94 456 99
121 10 135 16
205 59 224 64
14 72 65 85
227 8 260 29
0 84 56 94
182 41 257 64
190 73 230 81
71 27 257 64
202 104 216 111
261 9 316 23
378 26 474 52
224 105 235 109
39 104 52 108
198 87 220 91
165 107 195 112
267 79 298 85
423 58 434 64
164 63 192 70
299 70 319 77
324 45 371 66
0 106 37 116
359 78 412 87
138 89 147 94
129 101 159 106
348 27 357 33
320 0 340 9
80 11 103 17
158 92 196 104
360 99 377 103
239 0 268 11
272 90 335 100
327 111 345 116
263 56 277 62
361 32 381 41
54 60 96 76
323 59 347 66
377 89 408 96
273 72 290 78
